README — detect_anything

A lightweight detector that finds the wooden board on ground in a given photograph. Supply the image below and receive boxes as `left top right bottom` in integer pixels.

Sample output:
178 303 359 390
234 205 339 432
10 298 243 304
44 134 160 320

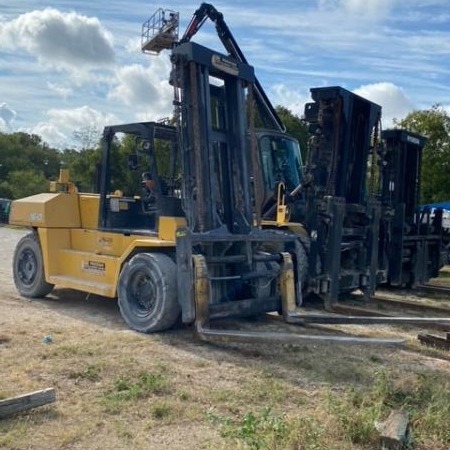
0 388 56 419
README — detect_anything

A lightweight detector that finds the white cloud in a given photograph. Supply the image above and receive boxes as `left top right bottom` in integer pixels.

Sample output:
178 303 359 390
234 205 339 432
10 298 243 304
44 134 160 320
318 0 396 17
0 103 17 128
353 82 414 125
46 82 73 99
0 8 115 71
341 0 394 15
270 84 311 117
108 61 173 119
125 37 142 54
30 122 68 148
30 106 118 148
269 82 415 127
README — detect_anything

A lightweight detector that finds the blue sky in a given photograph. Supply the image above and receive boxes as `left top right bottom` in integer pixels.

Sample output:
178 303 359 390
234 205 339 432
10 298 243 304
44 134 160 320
1 0 449 147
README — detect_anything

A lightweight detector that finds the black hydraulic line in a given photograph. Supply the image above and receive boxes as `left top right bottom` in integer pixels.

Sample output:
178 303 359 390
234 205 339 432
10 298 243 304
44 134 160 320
179 3 285 132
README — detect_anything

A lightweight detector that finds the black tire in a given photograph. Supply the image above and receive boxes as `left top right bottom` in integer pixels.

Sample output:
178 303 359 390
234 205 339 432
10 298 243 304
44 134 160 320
117 252 180 333
13 232 54 298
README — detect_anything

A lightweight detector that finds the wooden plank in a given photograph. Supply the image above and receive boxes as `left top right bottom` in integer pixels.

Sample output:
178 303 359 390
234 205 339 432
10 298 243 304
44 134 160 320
377 410 410 449
418 333 450 350
0 388 56 419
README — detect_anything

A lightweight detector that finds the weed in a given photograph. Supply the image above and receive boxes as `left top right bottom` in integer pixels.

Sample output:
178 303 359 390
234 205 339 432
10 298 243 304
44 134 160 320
103 371 170 413
206 407 329 450
327 388 381 445
68 363 102 382
178 389 190 401
151 401 172 419
327 370 450 447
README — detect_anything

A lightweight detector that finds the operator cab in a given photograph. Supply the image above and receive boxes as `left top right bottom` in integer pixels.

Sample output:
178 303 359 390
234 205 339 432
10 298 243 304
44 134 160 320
257 130 303 218
99 122 183 235
258 131 303 193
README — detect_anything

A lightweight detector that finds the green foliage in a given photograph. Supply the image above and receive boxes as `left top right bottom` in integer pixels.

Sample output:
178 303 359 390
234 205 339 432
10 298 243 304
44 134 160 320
151 401 172 419
61 147 101 193
7 169 49 199
103 371 170 413
68 363 102 382
0 127 175 201
327 370 450 447
207 407 328 450
0 132 62 199
276 106 309 161
395 105 450 203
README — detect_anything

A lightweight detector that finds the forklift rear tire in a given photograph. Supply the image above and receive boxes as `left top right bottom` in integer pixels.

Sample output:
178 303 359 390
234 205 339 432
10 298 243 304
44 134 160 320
13 232 54 298
118 252 180 333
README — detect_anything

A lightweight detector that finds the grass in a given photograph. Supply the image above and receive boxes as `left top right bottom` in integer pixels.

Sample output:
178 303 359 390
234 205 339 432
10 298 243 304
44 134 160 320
206 407 331 450
2 285 450 450
326 370 450 449
102 371 170 413
68 363 102 382
202 368 450 450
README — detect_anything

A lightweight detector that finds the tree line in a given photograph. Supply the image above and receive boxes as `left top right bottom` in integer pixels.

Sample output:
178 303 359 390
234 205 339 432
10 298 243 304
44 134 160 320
0 106 449 203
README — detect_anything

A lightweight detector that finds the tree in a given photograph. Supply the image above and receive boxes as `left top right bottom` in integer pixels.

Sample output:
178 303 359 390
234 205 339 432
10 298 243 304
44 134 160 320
275 106 309 161
395 105 450 203
7 169 49 199
0 132 62 199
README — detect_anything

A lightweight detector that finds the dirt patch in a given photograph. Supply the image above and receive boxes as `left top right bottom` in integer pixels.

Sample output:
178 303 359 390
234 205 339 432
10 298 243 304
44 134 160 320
0 226 449 450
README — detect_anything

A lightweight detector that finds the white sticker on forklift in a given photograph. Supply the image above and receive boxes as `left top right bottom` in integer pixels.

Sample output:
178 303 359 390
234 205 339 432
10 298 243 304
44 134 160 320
29 213 43 222
82 261 106 275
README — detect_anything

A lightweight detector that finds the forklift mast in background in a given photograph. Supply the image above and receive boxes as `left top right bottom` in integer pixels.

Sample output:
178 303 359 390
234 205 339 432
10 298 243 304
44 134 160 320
380 129 443 287
302 87 382 305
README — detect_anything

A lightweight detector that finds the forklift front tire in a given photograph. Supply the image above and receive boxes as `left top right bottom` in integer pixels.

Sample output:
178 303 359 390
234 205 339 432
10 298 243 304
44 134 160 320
13 232 54 298
118 252 180 333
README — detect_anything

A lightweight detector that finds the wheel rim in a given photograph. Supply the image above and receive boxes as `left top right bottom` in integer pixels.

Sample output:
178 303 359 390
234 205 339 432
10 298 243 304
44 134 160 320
128 271 157 317
17 248 38 286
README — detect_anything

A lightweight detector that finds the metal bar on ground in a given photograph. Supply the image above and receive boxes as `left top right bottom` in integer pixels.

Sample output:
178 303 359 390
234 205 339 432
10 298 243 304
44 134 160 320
418 284 450 295
196 326 404 345
373 295 450 315
285 313 450 326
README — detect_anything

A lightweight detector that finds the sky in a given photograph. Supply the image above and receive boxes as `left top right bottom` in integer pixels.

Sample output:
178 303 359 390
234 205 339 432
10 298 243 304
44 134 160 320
1 0 450 148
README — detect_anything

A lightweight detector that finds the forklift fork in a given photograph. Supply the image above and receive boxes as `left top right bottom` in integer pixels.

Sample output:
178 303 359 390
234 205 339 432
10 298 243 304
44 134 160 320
192 254 407 345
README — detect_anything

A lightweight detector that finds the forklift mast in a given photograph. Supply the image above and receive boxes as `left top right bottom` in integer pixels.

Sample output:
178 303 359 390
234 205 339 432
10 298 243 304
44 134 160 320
380 129 443 286
381 129 426 224
171 42 255 234
303 87 382 304
304 86 381 204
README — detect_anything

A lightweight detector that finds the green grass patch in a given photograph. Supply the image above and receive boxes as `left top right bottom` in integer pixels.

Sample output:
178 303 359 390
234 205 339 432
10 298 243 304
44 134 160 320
207 407 329 450
102 371 170 413
68 363 102 382
151 401 172 419
327 370 450 447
